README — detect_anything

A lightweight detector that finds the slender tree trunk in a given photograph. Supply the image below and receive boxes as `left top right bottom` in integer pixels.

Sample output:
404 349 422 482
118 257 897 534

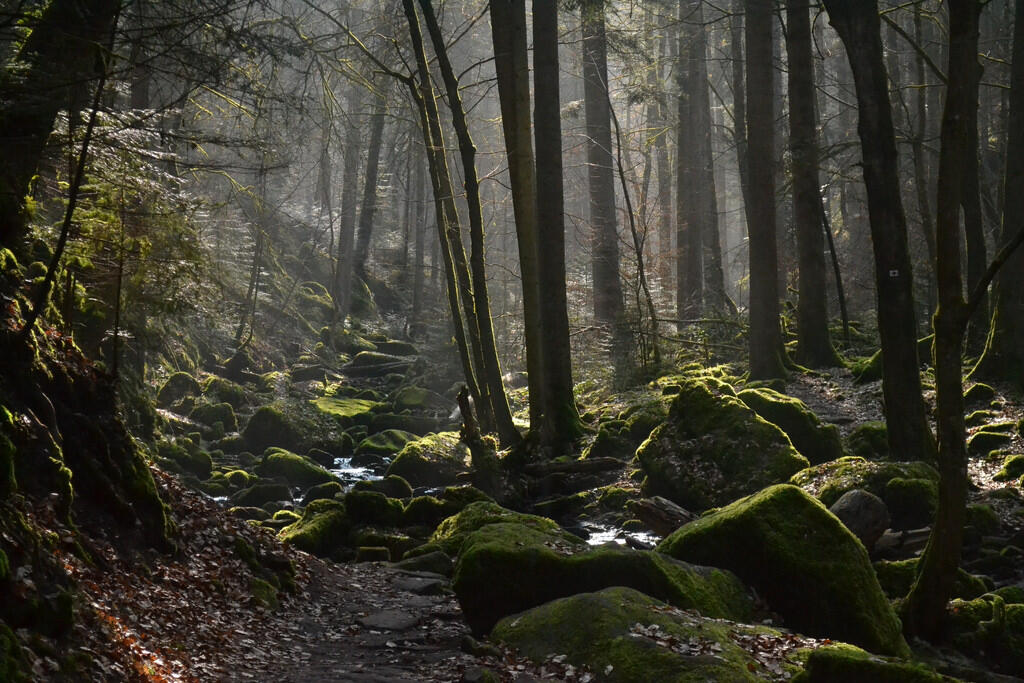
334 89 363 323
418 0 518 445
973 0 1024 388
677 0 704 318
904 0 980 640
654 31 674 289
533 0 585 446
490 0 547 431
730 0 749 212
354 99 386 272
823 0 935 462
962 51 987 356
582 0 624 327
787 0 839 367
410 138 426 337
912 3 938 321
745 0 786 380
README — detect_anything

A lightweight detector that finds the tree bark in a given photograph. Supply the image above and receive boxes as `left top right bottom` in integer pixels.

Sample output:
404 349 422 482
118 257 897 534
745 0 786 380
353 99 386 273
823 0 935 462
676 0 704 319
333 88 363 323
787 0 839 367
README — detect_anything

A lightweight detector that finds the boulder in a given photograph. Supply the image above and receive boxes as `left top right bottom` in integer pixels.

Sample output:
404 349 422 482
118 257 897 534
635 379 809 511
301 481 343 505
242 405 304 453
995 454 1024 482
845 422 889 460
257 449 338 489
428 501 564 555
829 489 889 551
873 558 989 601
794 643 947 683
189 402 238 433
353 475 413 500
947 595 1024 675
583 396 671 461
968 429 1013 455
157 372 201 408
492 587 790 682
883 477 937 529
343 351 413 377
202 376 247 409
344 490 405 527
278 499 350 557
231 482 292 507
374 340 418 356
391 386 449 412
451 506 751 635
738 388 843 465
385 431 470 488
311 396 382 427
657 484 908 656
354 429 417 459
790 456 938 507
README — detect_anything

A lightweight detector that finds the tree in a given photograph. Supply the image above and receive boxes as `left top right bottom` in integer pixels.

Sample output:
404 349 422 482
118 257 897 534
676 0 704 318
787 0 840 367
581 0 624 327
744 0 786 380
822 0 935 462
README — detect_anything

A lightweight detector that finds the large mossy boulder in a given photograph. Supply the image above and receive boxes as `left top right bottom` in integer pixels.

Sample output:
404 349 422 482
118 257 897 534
657 484 908 657
737 387 843 465
583 395 670 461
391 386 448 412
492 587 789 683
311 396 382 426
635 379 809 511
873 558 989 601
793 643 948 683
947 595 1024 675
448 504 751 636
155 440 212 479
156 372 201 408
242 405 303 453
846 422 889 460
428 501 561 555
189 402 238 432
402 486 494 528
354 429 417 459
343 490 405 527
278 499 350 557
385 431 470 488
257 449 338 489
231 481 292 507
343 351 412 377
202 376 247 409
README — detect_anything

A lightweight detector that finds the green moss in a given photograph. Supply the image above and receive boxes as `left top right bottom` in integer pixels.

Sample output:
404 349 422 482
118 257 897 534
658 485 908 657
965 410 996 428
354 429 417 458
353 475 413 499
964 382 996 406
966 504 1001 536
189 402 237 432
402 495 449 527
231 482 292 507
352 529 415 559
454 522 752 636
846 421 889 460
242 405 303 453
301 480 343 504
635 379 809 511
278 499 350 557
0 548 8 581
311 396 382 425
156 440 212 479
272 509 300 524
385 432 470 488
356 546 391 562
0 622 27 682
968 430 1013 455
225 470 252 489
157 372 201 408
851 350 882 384
883 477 937 529
257 449 337 488
738 388 843 465
492 587 789 682
0 432 16 497
873 559 988 601
793 643 946 683
392 386 446 411
249 577 279 609
790 456 939 507
322 327 377 354
994 455 1024 482
948 595 1024 673
202 376 247 408
430 501 568 555
344 490 405 526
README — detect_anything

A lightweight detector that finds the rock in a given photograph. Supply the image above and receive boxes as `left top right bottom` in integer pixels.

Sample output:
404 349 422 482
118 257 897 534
492 587 790 683
228 506 270 521
359 609 419 630
658 484 908 656
343 351 413 377
794 643 947 682
374 340 418 356
157 372 201 408
202 376 247 408
344 490 404 527
394 550 453 576
582 396 670 461
392 386 448 412
968 429 1014 455
385 432 470 488
829 489 889 551
290 364 333 383
353 529 416 560
402 487 493 529
368 412 443 436
964 382 997 406
242 405 304 453
429 501 567 555
626 496 696 536
635 379 809 511
451 506 751 635
845 421 889 460
790 456 939 507
156 441 212 479
257 449 338 488
249 577 279 609
995 454 1024 482
947 595 1024 674
301 480 343 505
393 575 446 595
189 402 238 432
883 477 937 529
311 396 382 426
305 448 335 468
355 546 392 562
231 482 293 507
353 475 413 500
738 387 844 465
355 429 418 459
278 499 350 557
873 558 989 601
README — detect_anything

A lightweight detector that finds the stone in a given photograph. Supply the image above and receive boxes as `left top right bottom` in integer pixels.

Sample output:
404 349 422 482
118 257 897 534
829 489 890 551
738 387 844 465
385 432 470 488
359 609 419 630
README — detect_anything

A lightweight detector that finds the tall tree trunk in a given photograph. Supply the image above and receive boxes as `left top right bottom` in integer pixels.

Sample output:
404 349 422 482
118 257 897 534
823 0 935 462
745 0 786 380
533 0 585 446
410 145 426 337
490 0 546 431
787 0 839 367
353 99 386 273
654 30 674 289
904 0 980 640
333 89 364 323
973 0 1024 388
912 3 938 321
730 0 749 213
677 0 704 318
961 50 987 356
582 0 624 327
418 0 518 446
0 0 121 249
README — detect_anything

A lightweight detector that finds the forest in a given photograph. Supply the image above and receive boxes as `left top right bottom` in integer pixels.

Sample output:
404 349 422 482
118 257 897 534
0 0 1023 680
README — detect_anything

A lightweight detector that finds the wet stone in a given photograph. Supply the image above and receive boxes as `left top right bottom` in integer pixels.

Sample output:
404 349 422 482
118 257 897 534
359 609 420 631
392 575 446 596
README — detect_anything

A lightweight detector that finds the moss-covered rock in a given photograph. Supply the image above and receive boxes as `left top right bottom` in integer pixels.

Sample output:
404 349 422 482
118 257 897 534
0 622 27 682
492 587 789 682
657 484 908 656
354 429 417 459
583 396 670 461
231 482 292 507
851 350 883 384
189 402 238 432
157 372 201 408
375 340 418 356
156 440 212 480
635 379 809 511
352 474 413 500
790 456 939 508
278 499 350 557
301 480 343 505
948 595 1024 674
994 454 1024 482
429 501 564 555
311 396 382 426
344 490 405 527
403 486 494 529
242 405 303 453
738 388 843 465
964 382 996 406
249 577 279 609
257 449 337 489
454 519 751 636
344 351 413 377
883 477 937 529
873 558 989 601
793 643 947 683
385 431 470 488
965 410 995 428
202 376 247 409
968 430 1013 455
846 421 889 460
392 386 447 412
